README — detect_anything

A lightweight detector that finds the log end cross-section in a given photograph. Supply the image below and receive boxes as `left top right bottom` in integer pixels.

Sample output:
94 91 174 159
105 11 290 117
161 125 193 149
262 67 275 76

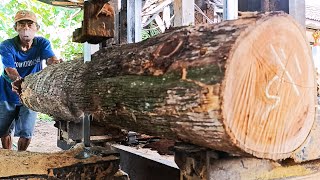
223 15 316 159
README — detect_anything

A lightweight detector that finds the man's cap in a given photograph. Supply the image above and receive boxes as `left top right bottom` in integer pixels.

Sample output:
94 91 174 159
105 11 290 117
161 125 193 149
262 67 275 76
14 10 37 23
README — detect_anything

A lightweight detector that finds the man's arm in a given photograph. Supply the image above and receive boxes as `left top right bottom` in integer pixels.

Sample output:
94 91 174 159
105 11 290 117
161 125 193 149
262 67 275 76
46 56 62 65
5 67 21 82
5 67 23 95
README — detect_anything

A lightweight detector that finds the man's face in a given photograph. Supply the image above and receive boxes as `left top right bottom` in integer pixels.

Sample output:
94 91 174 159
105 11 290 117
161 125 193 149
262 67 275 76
15 20 38 43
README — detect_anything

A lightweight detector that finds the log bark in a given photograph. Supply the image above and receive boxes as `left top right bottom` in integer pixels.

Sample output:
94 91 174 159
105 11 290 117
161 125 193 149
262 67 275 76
0 146 119 178
21 12 316 160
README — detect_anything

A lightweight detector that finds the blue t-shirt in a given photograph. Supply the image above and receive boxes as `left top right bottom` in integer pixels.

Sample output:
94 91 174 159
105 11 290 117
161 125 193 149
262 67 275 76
0 36 55 104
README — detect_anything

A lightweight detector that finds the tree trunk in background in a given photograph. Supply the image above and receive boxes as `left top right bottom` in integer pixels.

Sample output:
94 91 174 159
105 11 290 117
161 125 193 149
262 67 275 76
20 12 316 160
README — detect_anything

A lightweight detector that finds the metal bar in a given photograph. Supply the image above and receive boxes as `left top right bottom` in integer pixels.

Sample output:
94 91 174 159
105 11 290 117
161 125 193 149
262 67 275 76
223 0 238 20
127 0 142 43
113 144 179 180
83 42 91 62
127 0 135 43
83 113 91 147
289 0 305 27
83 0 91 62
114 0 121 44
134 0 142 42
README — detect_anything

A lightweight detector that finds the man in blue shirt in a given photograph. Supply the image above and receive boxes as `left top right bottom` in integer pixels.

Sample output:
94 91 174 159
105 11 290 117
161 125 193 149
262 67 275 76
0 10 62 151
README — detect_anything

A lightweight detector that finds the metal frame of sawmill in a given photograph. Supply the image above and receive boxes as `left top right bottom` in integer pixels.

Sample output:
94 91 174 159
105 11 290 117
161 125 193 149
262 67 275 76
37 0 307 179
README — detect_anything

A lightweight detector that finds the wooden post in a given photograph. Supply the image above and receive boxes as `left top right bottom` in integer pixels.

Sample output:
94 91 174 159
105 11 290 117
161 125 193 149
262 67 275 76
173 0 195 26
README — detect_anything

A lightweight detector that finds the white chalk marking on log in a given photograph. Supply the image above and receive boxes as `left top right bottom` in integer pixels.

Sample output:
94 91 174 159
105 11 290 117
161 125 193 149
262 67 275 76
270 45 300 96
145 102 150 109
262 75 281 120
131 113 137 122
294 54 302 74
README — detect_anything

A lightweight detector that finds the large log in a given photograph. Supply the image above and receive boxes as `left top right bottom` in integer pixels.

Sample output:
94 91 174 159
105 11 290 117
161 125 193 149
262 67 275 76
20 12 316 161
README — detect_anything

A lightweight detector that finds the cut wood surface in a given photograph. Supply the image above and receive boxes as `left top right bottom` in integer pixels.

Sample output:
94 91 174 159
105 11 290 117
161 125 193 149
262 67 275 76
20 12 316 161
0 146 119 178
208 157 320 180
174 143 320 180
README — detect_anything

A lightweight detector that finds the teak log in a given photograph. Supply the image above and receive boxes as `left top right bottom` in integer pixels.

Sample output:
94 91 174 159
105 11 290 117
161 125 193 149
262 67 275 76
21 12 316 161
0 147 119 178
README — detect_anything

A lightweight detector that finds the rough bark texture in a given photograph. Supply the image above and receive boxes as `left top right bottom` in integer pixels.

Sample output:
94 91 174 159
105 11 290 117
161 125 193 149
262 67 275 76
21 12 316 161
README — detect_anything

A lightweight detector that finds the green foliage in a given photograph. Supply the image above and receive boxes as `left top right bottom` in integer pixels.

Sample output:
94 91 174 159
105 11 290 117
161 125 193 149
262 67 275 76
142 21 161 40
38 113 53 122
0 0 83 61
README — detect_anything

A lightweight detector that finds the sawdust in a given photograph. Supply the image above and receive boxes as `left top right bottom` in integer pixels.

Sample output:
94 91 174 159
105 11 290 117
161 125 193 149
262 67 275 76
0 145 117 177
0 120 100 177
256 165 313 179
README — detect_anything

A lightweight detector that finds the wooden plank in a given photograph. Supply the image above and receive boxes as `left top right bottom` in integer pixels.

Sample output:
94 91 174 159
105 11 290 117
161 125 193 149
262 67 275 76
142 0 173 16
163 6 171 29
155 14 166 32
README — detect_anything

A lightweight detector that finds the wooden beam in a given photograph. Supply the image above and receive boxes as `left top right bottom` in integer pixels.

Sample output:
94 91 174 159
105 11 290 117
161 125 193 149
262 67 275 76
173 0 195 26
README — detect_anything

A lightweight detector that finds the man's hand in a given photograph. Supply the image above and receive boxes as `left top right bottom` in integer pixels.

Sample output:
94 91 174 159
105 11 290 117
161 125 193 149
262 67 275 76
47 56 63 65
11 77 24 95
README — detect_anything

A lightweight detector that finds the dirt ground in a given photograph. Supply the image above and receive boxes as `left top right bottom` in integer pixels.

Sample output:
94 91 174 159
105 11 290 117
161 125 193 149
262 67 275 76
13 120 62 153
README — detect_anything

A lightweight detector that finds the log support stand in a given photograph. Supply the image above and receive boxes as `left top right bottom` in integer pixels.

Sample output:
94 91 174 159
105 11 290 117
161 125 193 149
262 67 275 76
173 142 320 180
